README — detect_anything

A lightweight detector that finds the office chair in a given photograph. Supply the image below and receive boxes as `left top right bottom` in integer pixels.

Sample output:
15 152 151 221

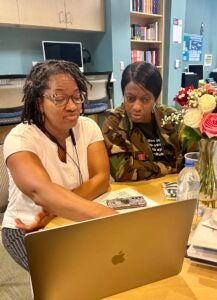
83 72 113 121
0 142 9 215
0 107 23 125
0 75 25 125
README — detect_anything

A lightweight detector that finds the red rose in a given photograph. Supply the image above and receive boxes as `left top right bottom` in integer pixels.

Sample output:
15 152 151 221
174 86 194 107
200 113 217 138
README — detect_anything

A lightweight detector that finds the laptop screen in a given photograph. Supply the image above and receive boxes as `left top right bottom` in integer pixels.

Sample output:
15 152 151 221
42 41 84 72
25 199 196 300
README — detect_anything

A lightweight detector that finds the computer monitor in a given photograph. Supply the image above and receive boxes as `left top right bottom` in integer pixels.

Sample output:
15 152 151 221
42 41 84 72
188 64 203 80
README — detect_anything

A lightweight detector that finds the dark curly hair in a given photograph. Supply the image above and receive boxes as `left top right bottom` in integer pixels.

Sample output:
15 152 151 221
21 60 90 127
121 61 162 100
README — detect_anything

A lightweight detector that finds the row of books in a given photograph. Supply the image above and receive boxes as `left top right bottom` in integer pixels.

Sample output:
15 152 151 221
131 0 159 14
131 49 159 66
187 208 217 267
131 22 159 41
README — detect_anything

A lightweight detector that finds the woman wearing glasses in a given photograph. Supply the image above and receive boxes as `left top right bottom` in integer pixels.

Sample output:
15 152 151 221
102 61 194 182
2 60 116 270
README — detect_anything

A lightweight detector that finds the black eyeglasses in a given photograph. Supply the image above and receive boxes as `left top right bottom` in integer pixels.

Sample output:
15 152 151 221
43 93 85 107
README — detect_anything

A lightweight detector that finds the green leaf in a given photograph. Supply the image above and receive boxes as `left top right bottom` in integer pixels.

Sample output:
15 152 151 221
182 127 202 141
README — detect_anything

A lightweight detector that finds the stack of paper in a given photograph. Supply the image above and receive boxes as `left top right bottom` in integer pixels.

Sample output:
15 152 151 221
187 208 217 267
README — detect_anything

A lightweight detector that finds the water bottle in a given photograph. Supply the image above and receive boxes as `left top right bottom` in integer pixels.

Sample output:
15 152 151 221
176 159 200 201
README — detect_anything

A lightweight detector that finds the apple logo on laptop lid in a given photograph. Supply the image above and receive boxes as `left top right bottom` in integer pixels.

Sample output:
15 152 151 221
111 251 126 265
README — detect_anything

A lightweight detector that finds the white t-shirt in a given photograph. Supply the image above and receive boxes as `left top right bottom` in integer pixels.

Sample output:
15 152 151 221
2 116 104 229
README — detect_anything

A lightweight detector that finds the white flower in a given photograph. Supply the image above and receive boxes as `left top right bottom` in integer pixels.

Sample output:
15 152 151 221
161 110 184 127
198 94 216 113
183 108 202 128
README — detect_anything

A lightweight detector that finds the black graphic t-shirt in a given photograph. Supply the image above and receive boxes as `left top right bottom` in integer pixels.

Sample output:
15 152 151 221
134 120 165 161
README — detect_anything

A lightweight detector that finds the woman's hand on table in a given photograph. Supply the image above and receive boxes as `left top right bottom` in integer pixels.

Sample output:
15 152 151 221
15 209 56 232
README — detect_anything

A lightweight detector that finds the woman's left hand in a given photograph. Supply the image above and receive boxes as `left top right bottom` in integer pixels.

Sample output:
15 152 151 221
15 209 56 232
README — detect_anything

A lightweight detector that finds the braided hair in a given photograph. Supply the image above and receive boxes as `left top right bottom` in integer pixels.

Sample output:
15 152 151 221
21 60 90 127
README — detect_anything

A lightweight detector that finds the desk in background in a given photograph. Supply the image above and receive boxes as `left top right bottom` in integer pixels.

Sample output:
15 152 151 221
47 174 217 300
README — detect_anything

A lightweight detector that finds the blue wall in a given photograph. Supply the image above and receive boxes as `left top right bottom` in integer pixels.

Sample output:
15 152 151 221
88 0 131 106
162 0 172 105
0 0 130 107
165 0 186 106
1 0 217 108
0 27 108 75
110 0 131 106
184 0 217 80
166 0 217 106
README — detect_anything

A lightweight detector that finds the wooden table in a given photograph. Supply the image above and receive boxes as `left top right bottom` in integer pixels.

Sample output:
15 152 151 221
48 174 217 300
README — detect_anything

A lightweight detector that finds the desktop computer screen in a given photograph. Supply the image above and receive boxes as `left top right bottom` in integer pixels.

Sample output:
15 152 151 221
188 64 203 80
42 41 84 72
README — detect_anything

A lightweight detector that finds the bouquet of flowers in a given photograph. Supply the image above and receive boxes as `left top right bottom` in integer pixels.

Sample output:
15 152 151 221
163 83 217 204
173 84 217 138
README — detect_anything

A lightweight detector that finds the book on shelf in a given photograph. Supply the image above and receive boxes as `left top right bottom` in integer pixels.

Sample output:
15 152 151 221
146 0 151 13
131 0 159 14
131 22 159 41
131 50 144 63
152 0 159 14
147 49 159 65
131 49 159 66
139 0 144 12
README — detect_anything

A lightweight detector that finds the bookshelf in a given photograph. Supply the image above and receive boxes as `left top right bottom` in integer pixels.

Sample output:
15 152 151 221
130 0 165 81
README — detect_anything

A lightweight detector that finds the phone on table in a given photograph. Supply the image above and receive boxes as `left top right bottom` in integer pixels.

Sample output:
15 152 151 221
162 182 177 199
106 196 147 210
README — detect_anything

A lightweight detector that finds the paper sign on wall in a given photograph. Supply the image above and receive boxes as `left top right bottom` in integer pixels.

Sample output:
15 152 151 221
204 54 212 66
173 18 182 44
183 33 203 62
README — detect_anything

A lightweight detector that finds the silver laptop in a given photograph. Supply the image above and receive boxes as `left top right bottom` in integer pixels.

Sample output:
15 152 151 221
25 199 196 300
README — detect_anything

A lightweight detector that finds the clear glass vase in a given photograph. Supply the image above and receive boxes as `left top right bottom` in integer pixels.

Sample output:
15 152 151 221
198 139 217 208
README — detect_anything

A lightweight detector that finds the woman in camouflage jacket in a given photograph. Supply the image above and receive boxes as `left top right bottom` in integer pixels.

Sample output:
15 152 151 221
102 62 196 182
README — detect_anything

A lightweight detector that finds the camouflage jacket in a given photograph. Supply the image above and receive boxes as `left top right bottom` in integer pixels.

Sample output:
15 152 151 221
102 104 197 182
